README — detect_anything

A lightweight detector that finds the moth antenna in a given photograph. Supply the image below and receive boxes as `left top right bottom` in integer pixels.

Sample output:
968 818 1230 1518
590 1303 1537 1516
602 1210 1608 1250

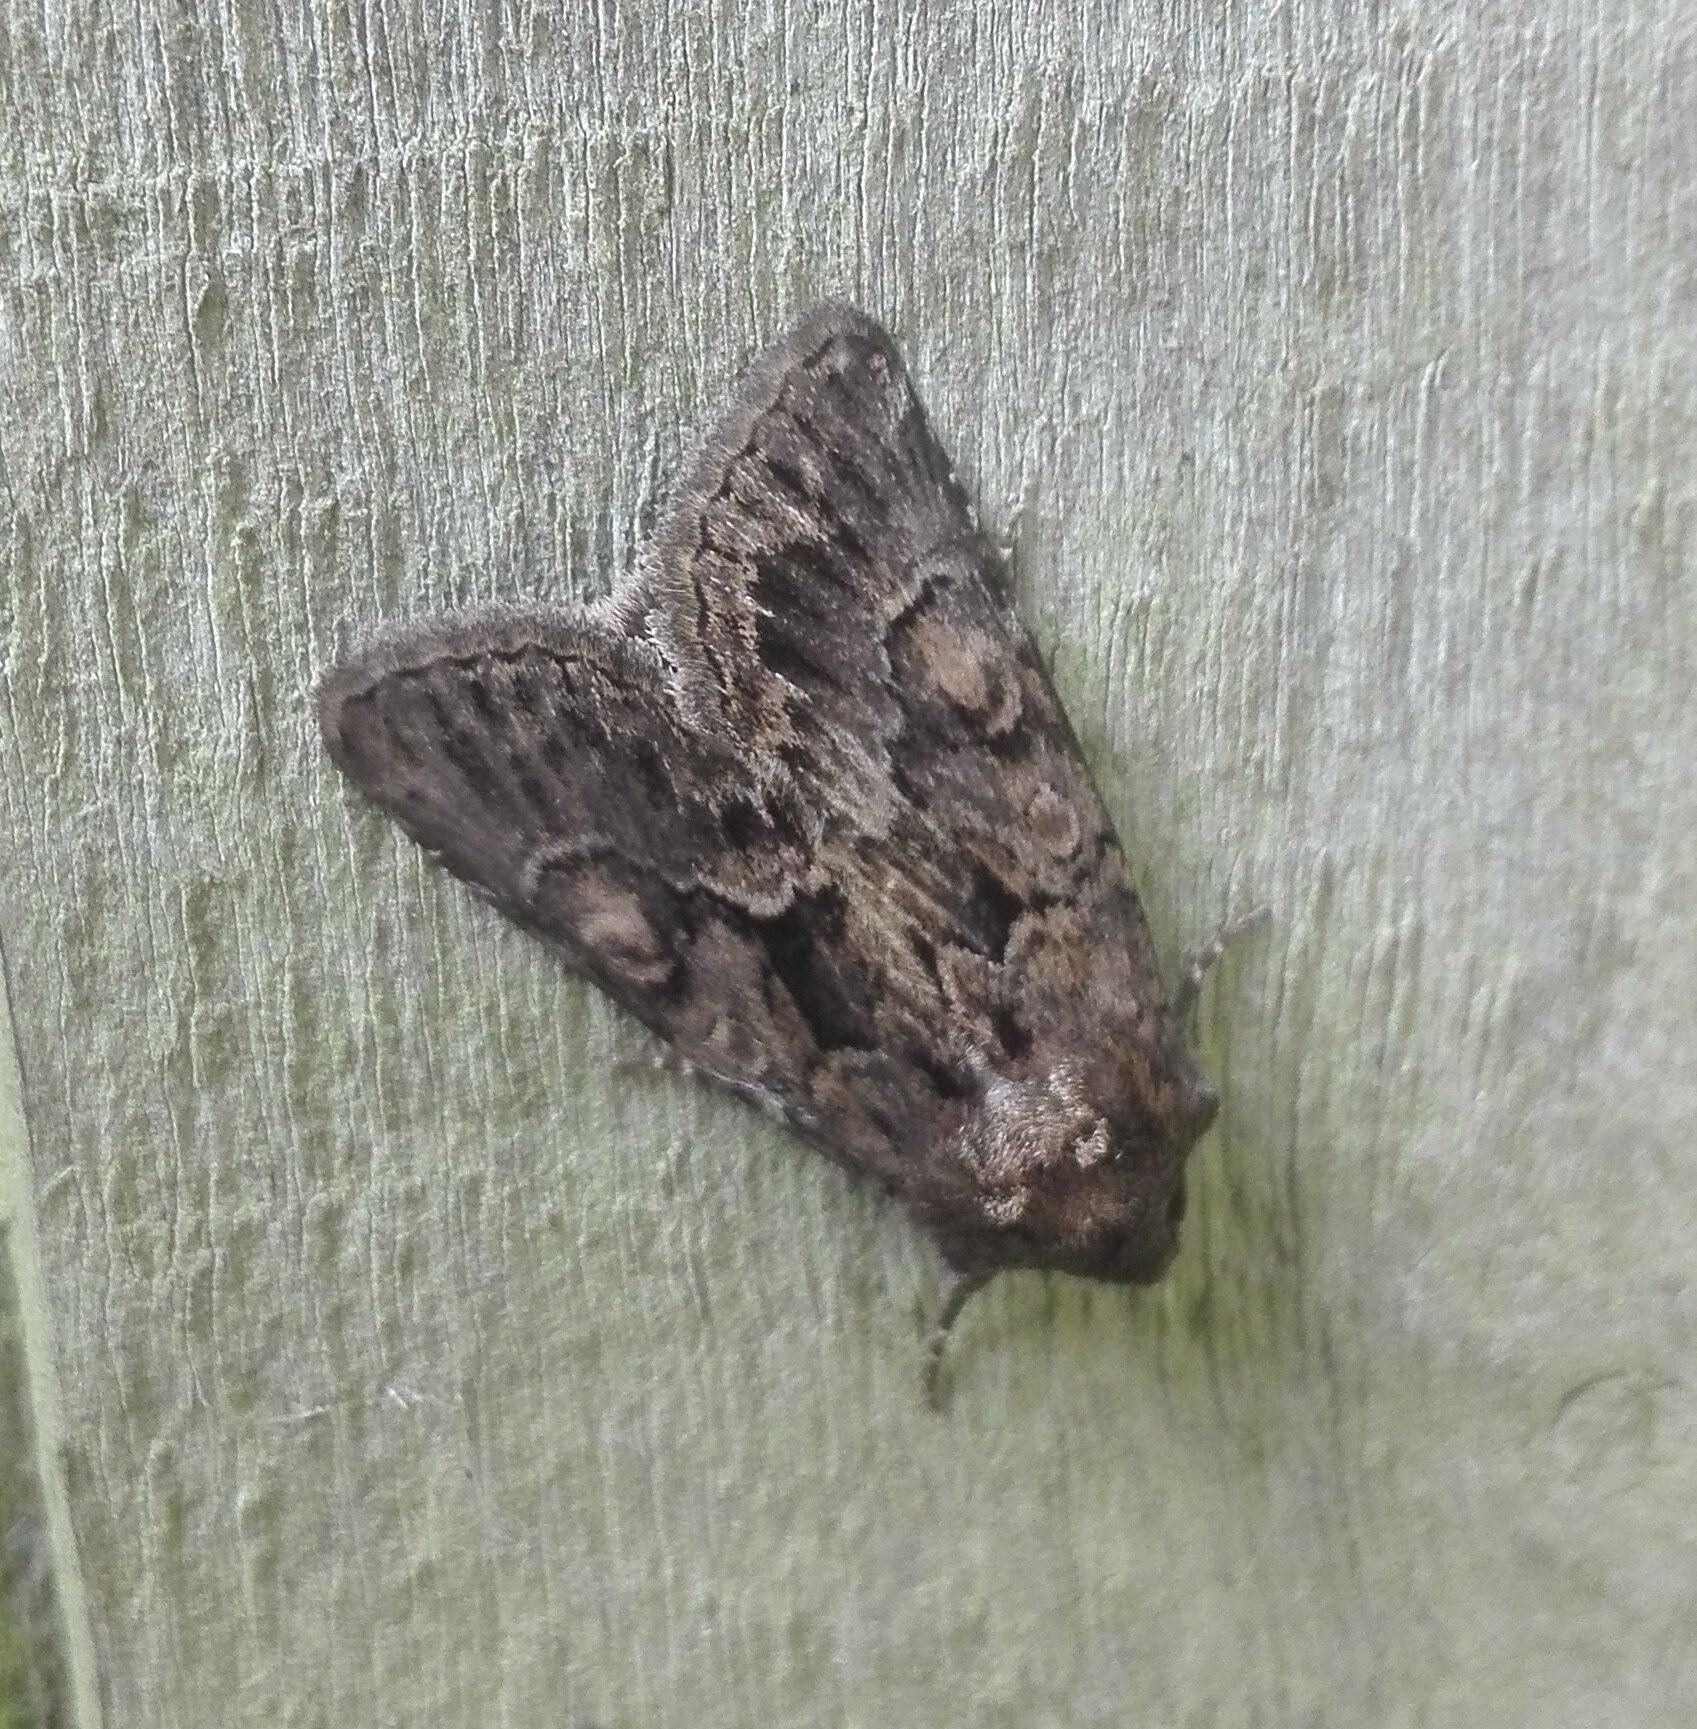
921 1267 995 1412
1172 905 1270 1027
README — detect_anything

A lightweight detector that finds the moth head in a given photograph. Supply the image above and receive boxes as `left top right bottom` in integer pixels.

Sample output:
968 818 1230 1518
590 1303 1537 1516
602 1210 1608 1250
956 1049 1218 1283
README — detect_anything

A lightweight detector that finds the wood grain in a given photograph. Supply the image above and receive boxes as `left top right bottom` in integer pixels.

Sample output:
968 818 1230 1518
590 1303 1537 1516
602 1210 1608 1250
2 3 1694 1723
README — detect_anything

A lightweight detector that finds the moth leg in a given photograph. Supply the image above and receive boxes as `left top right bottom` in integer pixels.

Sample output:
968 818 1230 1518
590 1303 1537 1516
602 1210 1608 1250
1172 905 1270 1026
921 1267 996 1411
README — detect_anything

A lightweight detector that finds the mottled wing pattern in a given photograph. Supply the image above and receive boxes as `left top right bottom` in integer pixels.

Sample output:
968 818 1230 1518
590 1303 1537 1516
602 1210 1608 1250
633 307 973 793
318 613 832 1113
320 305 1217 1295
619 311 1189 1228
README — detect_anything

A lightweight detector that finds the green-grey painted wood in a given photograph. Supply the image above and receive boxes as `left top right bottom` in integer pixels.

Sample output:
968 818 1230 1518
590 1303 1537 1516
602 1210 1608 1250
0 1221 73 1729
0 967 93 1729
2 4 1694 1724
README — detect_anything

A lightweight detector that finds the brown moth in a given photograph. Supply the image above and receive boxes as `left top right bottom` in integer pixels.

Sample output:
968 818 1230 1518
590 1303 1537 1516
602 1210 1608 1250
317 305 1258 1404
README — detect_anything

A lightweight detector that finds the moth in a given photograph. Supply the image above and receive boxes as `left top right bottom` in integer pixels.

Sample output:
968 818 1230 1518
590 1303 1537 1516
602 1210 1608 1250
317 304 1258 1403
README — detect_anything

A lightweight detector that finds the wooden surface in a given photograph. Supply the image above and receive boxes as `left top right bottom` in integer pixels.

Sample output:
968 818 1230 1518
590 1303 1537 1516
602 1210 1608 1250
3 4 1694 1724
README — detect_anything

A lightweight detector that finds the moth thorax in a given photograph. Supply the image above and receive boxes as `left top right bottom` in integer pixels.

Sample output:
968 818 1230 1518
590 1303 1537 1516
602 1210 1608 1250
958 1063 1118 1187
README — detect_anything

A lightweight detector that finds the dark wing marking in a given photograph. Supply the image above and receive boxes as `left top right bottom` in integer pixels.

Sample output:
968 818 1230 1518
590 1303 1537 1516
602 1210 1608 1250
630 307 985 796
317 307 1184 1266
320 615 789 1073
629 303 1166 1070
317 605 969 1180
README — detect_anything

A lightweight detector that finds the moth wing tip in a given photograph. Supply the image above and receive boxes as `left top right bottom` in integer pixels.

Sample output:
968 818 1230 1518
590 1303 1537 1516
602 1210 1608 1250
777 299 899 361
311 658 363 760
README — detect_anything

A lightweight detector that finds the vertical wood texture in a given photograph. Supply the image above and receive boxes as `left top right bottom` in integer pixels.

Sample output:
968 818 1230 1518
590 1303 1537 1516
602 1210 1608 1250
2 3 1694 1724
